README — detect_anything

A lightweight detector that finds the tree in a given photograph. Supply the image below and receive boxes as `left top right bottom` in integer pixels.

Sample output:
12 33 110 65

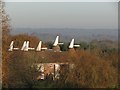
63 51 117 88
60 42 69 51
7 34 41 88
8 51 37 88
1 1 11 88
79 41 89 50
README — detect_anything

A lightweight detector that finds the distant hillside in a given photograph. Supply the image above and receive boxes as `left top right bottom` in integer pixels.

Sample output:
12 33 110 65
11 28 118 43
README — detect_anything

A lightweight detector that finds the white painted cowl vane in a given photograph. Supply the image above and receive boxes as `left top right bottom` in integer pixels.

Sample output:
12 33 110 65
69 39 80 49
53 36 64 46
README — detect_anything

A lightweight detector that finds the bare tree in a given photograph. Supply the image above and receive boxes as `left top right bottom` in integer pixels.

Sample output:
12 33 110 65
0 1 2 89
1 1 11 88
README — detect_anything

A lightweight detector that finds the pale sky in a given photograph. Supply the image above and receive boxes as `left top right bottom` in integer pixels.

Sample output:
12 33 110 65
5 2 118 29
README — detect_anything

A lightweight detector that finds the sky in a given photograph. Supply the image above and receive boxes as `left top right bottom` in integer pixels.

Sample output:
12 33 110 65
5 2 118 29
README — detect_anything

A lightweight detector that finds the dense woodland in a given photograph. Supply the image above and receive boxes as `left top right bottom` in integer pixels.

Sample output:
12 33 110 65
2 1 119 89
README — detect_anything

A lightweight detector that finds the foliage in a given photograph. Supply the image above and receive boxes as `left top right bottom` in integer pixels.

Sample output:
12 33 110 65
60 43 69 51
2 33 118 88
79 41 89 50
2 1 11 88
64 51 118 88
1 7 118 88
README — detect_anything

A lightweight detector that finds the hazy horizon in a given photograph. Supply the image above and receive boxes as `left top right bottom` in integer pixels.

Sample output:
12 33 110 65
5 2 118 42
11 28 118 42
